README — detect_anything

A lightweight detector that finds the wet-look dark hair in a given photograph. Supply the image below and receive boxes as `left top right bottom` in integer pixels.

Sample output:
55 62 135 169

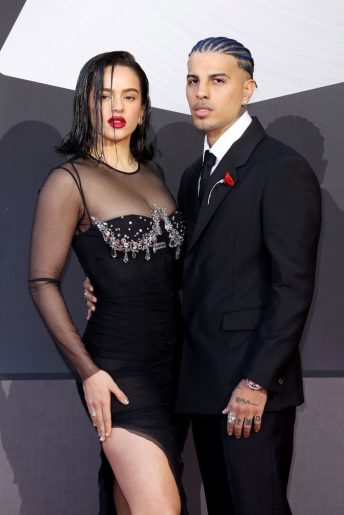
57 51 153 162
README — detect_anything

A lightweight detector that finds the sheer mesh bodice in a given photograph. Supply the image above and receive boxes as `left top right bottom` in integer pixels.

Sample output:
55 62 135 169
28 156 184 380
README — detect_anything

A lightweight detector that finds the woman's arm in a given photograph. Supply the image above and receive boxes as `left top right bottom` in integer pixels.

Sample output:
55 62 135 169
29 168 99 378
29 168 129 440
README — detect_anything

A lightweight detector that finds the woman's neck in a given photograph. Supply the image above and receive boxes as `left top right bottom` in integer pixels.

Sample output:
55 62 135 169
92 141 138 173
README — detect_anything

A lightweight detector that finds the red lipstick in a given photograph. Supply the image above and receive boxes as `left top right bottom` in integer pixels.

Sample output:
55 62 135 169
108 116 126 128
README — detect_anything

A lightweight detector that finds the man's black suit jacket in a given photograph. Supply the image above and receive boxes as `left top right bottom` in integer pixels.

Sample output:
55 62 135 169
176 117 321 414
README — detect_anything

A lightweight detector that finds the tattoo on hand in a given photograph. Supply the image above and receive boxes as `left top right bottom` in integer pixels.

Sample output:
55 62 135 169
254 415 261 422
235 396 258 406
235 417 242 424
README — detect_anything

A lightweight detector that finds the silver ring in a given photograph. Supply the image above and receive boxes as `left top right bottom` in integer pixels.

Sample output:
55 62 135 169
91 411 97 417
83 290 88 299
227 412 236 424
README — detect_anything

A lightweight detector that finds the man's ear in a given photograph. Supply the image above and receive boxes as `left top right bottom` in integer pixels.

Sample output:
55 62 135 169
242 78 256 105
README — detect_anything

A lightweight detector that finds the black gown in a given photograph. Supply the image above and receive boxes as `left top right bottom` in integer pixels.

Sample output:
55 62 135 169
29 157 188 514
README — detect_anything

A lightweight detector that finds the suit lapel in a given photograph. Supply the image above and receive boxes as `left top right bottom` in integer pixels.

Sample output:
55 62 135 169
187 117 266 253
187 155 238 253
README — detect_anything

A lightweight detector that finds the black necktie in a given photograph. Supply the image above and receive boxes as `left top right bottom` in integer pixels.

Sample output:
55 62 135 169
199 150 216 204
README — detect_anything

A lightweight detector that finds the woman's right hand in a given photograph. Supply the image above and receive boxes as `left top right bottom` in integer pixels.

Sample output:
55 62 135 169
83 277 97 320
83 370 129 441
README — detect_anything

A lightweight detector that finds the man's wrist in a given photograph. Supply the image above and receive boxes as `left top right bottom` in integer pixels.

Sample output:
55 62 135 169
245 378 263 390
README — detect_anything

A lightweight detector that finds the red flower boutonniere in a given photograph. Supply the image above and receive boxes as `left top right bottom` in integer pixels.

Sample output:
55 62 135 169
223 172 235 186
207 172 235 204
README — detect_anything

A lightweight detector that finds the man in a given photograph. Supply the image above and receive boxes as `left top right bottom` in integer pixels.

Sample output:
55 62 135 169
175 37 321 514
86 37 321 514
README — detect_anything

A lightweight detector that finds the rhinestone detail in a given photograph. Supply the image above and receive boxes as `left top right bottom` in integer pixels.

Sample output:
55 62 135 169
92 205 185 263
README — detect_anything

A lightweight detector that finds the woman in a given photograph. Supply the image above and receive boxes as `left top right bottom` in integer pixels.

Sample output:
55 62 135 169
29 51 186 515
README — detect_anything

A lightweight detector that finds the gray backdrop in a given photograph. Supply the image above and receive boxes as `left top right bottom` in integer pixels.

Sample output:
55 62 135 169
1 0 343 513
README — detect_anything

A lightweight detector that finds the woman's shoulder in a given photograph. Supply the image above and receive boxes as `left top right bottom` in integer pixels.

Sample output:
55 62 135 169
49 156 97 182
40 157 88 195
50 155 89 172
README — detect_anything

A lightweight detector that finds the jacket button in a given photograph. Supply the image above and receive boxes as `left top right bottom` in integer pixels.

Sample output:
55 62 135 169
278 378 284 385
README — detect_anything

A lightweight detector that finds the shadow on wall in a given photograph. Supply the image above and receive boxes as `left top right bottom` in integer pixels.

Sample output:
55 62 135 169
0 380 100 515
266 116 344 372
0 120 88 376
152 120 203 197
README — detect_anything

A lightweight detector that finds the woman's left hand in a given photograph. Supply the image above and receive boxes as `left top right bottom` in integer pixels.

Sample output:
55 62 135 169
83 370 129 441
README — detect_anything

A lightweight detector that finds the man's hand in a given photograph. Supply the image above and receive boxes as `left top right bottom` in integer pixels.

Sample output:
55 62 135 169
83 277 97 320
222 379 268 438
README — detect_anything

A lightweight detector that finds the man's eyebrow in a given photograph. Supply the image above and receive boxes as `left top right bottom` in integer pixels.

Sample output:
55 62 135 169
208 73 230 78
186 73 230 79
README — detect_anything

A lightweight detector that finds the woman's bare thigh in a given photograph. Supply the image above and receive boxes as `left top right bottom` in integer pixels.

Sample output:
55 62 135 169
102 428 181 515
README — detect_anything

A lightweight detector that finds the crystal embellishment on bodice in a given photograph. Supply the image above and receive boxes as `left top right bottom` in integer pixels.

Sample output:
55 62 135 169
92 205 185 263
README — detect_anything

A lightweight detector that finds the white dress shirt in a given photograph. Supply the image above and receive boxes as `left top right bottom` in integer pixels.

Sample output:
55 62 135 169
203 110 252 175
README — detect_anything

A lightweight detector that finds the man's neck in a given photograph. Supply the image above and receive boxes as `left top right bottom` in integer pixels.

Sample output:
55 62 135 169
203 111 252 162
206 110 251 148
